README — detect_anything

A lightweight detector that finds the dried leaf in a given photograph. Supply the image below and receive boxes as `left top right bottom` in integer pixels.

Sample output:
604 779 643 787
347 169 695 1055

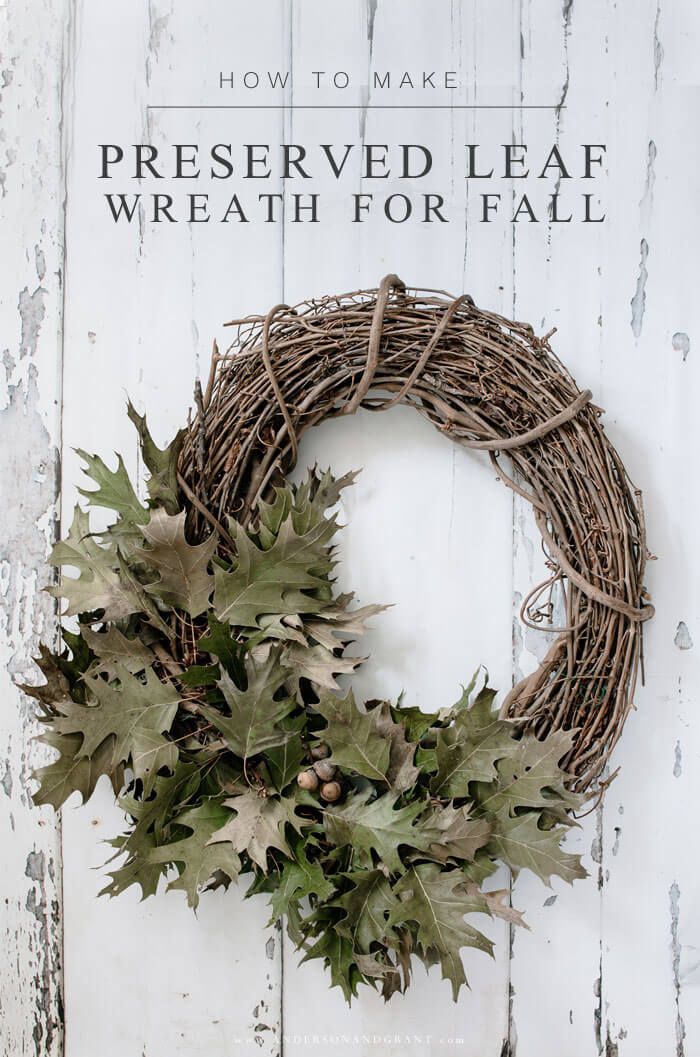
136 508 217 617
313 689 390 784
32 730 122 810
268 838 334 921
147 800 242 907
127 400 185 515
283 642 363 690
488 809 587 886
82 625 152 678
52 663 180 795
331 869 401 953
198 648 295 761
76 447 148 537
323 790 439 873
430 684 518 796
48 506 144 619
389 864 494 1000
213 512 335 629
209 790 296 870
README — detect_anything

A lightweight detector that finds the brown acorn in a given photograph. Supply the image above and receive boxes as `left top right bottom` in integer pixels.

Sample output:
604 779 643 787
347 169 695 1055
297 768 319 792
310 742 331 761
320 780 342 802
313 759 336 782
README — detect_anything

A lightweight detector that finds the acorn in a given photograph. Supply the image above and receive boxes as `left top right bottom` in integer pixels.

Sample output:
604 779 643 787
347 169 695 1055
310 742 331 761
297 768 319 792
313 759 336 782
320 780 342 802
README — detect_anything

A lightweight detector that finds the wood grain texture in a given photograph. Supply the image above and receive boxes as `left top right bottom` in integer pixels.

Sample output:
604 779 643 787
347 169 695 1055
0 2 69 1054
2 1 699 1055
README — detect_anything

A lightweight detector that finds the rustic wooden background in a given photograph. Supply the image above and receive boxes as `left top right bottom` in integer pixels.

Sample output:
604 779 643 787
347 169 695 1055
2 1 698 1055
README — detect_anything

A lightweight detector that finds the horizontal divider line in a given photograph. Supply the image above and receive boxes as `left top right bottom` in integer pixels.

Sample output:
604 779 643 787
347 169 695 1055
147 104 564 111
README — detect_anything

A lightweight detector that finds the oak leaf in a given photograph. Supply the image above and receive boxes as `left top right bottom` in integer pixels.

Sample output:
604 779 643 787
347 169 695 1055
213 514 335 629
48 506 144 619
313 689 390 784
127 400 185 515
209 790 298 870
487 808 587 886
147 800 242 906
322 790 439 873
198 647 296 761
136 508 217 617
53 663 180 795
389 864 494 999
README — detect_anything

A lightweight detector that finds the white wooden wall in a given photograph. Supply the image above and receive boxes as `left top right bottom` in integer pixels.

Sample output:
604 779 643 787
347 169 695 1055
2 2 699 1055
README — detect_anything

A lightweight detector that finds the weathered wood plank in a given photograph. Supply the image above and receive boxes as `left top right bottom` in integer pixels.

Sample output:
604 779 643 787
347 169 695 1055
0 2 69 1054
507 2 610 1053
58 3 287 1054
279 3 513 1053
599 4 700 1055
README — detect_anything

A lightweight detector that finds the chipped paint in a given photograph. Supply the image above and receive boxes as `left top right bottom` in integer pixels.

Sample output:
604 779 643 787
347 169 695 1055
594 971 603 1054
0 2 67 1053
653 0 664 89
674 621 693 650
630 238 649 338
640 140 657 227
674 741 683 778
605 1027 619 1057
672 332 690 361
670 883 687 1057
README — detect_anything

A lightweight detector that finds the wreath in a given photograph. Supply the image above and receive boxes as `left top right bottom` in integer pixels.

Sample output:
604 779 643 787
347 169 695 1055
25 276 653 1002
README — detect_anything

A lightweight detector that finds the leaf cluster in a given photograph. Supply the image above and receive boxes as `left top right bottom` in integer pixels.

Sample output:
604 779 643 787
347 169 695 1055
25 407 587 1002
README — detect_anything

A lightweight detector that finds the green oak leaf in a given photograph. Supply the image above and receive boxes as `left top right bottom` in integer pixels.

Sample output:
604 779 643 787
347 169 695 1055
47 506 144 619
179 664 221 688
208 790 299 870
475 729 582 818
127 400 185 515
100 762 201 899
81 625 152 678
198 614 246 683
75 447 148 538
32 729 122 810
213 515 335 629
198 647 296 761
389 864 494 1000
264 717 306 792
322 790 440 873
487 809 587 886
313 689 390 784
430 685 518 796
136 508 217 617
393 703 440 742
146 800 241 907
101 829 166 901
268 838 334 922
420 803 492 864
257 468 355 548
299 928 361 1003
331 869 401 953
53 663 180 795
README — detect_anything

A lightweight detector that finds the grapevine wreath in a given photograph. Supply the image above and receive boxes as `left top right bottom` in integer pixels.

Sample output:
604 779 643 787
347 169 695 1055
26 275 653 1001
